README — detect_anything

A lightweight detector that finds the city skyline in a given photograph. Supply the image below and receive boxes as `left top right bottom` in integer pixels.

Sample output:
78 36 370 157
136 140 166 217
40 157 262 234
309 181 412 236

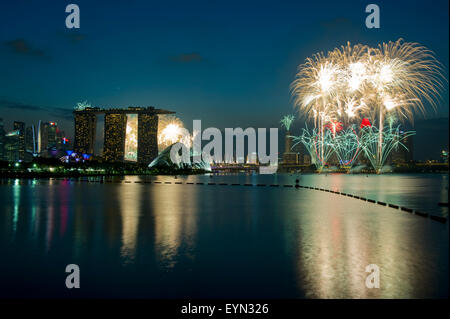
0 114 448 162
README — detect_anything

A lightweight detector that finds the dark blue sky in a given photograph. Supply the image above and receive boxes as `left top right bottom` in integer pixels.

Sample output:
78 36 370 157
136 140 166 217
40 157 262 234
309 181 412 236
0 0 448 143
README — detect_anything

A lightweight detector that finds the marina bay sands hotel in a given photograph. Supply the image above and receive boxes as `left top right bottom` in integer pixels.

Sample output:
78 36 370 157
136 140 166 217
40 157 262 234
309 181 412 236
73 106 174 163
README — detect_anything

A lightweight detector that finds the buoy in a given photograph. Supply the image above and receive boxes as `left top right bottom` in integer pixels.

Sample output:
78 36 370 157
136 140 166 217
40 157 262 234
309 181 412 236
430 215 447 223
415 211 428 218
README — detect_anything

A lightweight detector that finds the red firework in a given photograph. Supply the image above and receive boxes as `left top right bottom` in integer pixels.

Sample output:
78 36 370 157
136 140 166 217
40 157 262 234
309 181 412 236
325 121 343 134
360 118 371 128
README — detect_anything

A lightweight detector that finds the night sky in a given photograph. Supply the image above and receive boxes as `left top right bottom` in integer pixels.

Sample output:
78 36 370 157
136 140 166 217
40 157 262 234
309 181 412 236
0 0 448 159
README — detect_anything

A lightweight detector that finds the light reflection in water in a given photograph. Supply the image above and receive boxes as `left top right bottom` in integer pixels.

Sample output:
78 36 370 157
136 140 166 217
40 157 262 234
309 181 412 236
45 184 54 253
12 180 20 236
59 181 70 238
29 206 36 238
284 187 447 298
119 186 141 264
299 174 448 216
0 174 447 298
73 206 84 260
151 184 198 269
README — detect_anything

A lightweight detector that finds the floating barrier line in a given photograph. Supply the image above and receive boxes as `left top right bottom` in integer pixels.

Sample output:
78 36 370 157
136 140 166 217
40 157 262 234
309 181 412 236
303 184 446 223
1 178 446 224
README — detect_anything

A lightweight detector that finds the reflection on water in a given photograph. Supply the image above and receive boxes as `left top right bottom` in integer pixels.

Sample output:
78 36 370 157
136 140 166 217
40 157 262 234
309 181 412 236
45 185 54 253
0 174 448 298
119 186 140 264
12 181 20 236
152 183 198 269
298 173 448 217
279 178 448 298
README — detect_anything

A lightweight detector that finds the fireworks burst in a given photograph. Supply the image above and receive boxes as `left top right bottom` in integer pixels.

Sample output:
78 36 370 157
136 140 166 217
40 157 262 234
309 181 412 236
75 101 92 111
291 39 445 172
332 125 362 169
291 126 335 172
291 123 415 173
359 125 416 173
157 115 191 151
291 39 444 124
280 115 295 131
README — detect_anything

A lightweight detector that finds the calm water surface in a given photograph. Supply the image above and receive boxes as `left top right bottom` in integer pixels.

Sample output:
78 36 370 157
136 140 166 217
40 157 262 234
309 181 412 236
0 173 448 298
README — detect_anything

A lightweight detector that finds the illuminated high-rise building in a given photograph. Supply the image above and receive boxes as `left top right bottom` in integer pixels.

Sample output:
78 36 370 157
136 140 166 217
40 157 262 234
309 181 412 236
74 112 97 155
73 106 173 162
25 126 36 154
48 122 57 149
13 121 25 161
39 122 49 153
137 113 158 164
56 129 69 150
104 113 127 162
282 130 298 165
4 129 21 162
0 118 5 161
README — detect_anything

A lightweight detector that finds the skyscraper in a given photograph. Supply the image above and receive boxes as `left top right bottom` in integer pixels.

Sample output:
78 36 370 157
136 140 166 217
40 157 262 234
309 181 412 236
104 113 127 162
4 129 21 162
48 122 57 149
282 130 298 165
73 106 173 162
39 121 49 154
137 113 158 164
25 125 36 154
74 112 97 155
0 118 5 161
56 129 69 150
13 121 25 161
